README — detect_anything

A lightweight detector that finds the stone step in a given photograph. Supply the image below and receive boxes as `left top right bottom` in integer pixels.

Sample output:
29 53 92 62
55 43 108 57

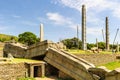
44 48 98 80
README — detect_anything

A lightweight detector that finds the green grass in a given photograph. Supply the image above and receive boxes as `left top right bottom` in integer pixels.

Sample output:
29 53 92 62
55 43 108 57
0 47 3 50
99 61 120 70
66 49 120 54
8 58 41 63
2 58 41 64
66 49 92 54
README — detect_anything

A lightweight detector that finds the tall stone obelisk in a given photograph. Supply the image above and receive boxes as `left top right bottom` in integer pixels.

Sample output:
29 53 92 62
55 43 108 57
105 17 109 51
82 5 87 50
40 24 44 42
77 25 79 49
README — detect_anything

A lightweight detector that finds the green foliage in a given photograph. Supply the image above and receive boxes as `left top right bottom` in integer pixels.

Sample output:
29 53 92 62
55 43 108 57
87 42 106 50
99 61 120 70
18 32 38 46
98 42 105 50
110 44 117 49
67 49 92 54
62 37 82 49
0 34 18 42
17 77 35 80
87 43 95 50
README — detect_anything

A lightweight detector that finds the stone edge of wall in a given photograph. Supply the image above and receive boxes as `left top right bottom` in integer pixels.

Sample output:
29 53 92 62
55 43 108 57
88 66 120 80
75 53 120 65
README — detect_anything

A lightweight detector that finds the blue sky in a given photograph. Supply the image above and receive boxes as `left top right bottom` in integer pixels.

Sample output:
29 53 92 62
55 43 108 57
0 0 119 44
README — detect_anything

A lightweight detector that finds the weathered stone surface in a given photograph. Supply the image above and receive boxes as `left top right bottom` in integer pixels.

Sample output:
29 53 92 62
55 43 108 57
25 40 50 58
40 24 44 42
82 5 87 50
92 74 100 80
0 60 45 80
3 42 27 58
105 68 120 80
0 62 26 80
4 40 120 80
58 71 75 80
44 48 96 80
3 40 66 58
89 66 110 80
75 54 120 65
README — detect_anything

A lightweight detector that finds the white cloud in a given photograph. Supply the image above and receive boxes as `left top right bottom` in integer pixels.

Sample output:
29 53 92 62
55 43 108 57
53 0 120 36
46 12 77 29
87 12 104 25
12 15 21 18
87 27 102 35
55 0 120 18
47 12 71 25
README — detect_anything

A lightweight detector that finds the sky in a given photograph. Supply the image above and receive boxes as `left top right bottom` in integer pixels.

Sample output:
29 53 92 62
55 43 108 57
0 0 119 44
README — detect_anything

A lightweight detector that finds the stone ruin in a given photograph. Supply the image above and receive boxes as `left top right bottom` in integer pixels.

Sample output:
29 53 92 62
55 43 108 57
1 40 120 80
0 3 119 80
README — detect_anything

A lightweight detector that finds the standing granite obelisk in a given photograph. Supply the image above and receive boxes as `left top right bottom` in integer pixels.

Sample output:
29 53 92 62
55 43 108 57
82 5 87 50
77 25 79 49
40 24 44 42
105 17 109 51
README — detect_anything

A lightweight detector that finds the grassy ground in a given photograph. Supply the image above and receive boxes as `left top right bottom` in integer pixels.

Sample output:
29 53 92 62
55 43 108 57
66 49 90 54
11 58 42 63
0 47 3 50
68 49 120 70
99 60 120 70
0 43 4 50
66 49 120 54
0 58 42 63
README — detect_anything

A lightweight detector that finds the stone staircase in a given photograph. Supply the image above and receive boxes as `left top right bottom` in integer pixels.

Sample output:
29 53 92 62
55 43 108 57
44 48 99 80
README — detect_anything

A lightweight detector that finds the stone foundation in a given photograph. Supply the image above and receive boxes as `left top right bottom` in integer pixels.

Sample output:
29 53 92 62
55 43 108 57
58 71 75 80
75 54 120 65
0 62 26 80
0 61 45 80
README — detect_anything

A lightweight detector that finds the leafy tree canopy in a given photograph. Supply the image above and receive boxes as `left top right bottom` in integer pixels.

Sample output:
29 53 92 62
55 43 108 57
87 43 95 50
98 42 105 50
61 37 82 49
18 32 38 46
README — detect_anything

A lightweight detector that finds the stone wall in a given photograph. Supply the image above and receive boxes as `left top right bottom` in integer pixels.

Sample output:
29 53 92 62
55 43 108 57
75 54 120 65
25 40 50 58
0 62 27 80
3 42 27 58
58 71 75 80
89 67 120 80
44 48 98 80
3 40 66 58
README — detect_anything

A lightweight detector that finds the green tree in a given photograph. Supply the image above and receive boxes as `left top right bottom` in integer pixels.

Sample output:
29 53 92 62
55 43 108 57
98 42 105 50
87 43 95 50
62 37 82 49
18 32 38 46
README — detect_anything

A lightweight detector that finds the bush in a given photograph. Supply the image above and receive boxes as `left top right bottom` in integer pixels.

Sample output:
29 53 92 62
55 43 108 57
18 32 38 46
